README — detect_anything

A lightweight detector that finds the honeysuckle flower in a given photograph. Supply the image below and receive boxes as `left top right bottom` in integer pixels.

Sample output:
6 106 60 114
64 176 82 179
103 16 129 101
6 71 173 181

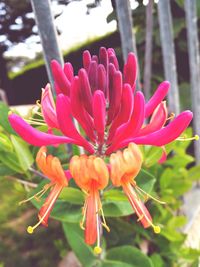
69 154 109 254
20 146 68 234
110 143 161 233
8 47 197 252
8 47 194 157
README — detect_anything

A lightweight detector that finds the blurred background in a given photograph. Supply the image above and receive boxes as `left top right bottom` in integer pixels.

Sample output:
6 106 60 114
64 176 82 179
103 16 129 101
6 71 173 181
1 0 200 266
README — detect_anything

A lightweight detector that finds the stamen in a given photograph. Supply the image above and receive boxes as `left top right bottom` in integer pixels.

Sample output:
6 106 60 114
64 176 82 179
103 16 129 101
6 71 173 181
100 207 110 232
24 119 47 126
27 186 60 234
166 112 175 121
19 184 51 205
93 194 102 254
80 199 88 230
126 185 161 234
176 135 199 141
36 100 41 107
134 184 166 204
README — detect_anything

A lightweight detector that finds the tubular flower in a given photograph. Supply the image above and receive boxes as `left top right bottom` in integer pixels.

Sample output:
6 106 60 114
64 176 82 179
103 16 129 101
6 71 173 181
8 47 197 250
8 47 194 157
110 143 161 233
20 146 68 234
69 155 109 253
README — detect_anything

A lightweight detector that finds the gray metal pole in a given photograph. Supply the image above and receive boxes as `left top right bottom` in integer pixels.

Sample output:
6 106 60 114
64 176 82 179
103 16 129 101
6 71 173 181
158 0 180 114
115 0 141 91
30 0 64 93
184 0 200 163
143 0 153 99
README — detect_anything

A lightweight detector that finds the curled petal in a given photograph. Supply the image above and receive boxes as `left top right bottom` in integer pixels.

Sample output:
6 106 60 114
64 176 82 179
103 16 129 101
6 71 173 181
9 113 75 146
106 92 145 154
117 111 193 149
56 94 95 153
51 60 71 96
71 77 96 142
41 84 58 129
137 101 167 137
107 84 134 143
145 81 170 118
108 48 119 70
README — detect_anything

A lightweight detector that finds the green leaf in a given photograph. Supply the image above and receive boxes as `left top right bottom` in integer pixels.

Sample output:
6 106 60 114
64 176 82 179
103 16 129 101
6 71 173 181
59 187 84 205
62 222 96 267
136 169 156 193
143 146 163 167
100 260 132 267
0 133 13 151
106 246 153 267
0 163 16 176
150 253 164 267
0 151 23 173
102 200 133 217
10 135 34 171
188 165 200 181
0 102 16 134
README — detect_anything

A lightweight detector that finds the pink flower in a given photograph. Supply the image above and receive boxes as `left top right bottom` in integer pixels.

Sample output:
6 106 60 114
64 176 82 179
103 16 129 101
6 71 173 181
9 47 193 156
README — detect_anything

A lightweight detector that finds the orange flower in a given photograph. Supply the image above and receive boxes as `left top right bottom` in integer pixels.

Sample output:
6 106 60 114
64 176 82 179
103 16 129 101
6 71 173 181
110 142 160 233
69 155 109 253
21 146 68 234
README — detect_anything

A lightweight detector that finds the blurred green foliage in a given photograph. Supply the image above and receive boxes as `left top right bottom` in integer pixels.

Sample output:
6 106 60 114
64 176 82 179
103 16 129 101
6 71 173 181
0 99 199 267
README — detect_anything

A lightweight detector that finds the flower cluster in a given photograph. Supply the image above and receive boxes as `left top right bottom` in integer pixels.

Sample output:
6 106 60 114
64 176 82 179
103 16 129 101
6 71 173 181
9 47 193 253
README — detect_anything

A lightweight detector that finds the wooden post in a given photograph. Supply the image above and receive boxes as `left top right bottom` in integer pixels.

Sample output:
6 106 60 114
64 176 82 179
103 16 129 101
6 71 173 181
184 0 200 163
143 0 154 99
30 0 64 93
115 0 141 91
158 0 180 114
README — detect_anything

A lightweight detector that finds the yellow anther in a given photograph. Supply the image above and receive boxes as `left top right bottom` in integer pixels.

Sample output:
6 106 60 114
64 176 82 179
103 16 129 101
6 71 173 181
177 135 199 142
94 246 102 254
79 221 85 230
195 135 199 141
27 226 34 234
153 225 161 234
102 223 110 232
8 111 12 115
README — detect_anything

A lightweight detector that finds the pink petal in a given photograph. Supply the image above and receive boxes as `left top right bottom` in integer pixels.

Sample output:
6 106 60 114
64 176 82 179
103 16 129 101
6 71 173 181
108 48 119 70
137 101 167 137
123 53 137 89
93 90 106 143
158 146 167 164
41 84 58 129
70 77 96 142
97 64 107 93
145 81 170 118
83 50 91 71
64 62 74 82
78 68 93 115
117 111 193 149
51 60 71 96
56 94 95 153
88 60 98 92
8 114 75 146
106 92 145 154
107 70 122 125
107 83 134 144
